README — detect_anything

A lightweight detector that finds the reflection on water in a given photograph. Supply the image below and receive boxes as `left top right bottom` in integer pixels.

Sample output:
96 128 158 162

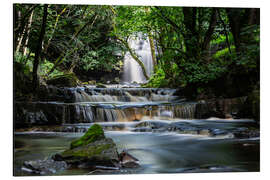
14 119 259 176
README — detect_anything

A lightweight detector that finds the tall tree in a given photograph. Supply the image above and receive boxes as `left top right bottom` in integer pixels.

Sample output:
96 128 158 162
32 4 48 91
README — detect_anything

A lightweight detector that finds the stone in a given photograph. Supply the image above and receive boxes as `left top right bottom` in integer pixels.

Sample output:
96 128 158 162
59 138 119 167
119 151 140 168
22 159 68 175
96 83 107 88
70 124 105 149
54 124 120 168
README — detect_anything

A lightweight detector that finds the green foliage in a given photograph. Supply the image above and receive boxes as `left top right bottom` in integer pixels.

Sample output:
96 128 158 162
211 33 233 45
14 4 259 94
236 24 260 72
70 124 105 149
181 61 227 84
39 59 64 78
145 67 169 88
80 44 123 72
14 52 33 78
213 45 235 59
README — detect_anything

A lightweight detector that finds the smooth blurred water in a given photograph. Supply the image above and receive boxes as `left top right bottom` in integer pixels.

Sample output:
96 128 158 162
14 119 259 176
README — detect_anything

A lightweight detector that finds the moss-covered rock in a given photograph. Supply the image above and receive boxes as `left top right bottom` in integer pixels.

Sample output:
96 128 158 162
46 73 78 87
96 83 106 88
55 124 120 167
70 124 105 149
60 138 119 165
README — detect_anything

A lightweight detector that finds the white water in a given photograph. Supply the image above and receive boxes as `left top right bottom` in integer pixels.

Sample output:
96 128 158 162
122 34 154 83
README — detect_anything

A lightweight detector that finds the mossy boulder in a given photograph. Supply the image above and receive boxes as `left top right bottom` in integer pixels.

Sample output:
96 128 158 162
47 73 78 87
55 124 120 167
70 124 105 149
60 138 119 166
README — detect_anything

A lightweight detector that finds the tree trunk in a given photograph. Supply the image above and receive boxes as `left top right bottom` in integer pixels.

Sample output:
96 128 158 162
144 7 157 71
15 23 26 53
23 10 34 56
226 8 242 54
183 7 199 59
32 4 48 91
202 8 217 51
118 37 149 80
14 4 38 44
148 32 157 69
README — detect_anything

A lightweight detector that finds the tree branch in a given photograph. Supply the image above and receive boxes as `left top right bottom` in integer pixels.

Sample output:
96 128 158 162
117 37 149 80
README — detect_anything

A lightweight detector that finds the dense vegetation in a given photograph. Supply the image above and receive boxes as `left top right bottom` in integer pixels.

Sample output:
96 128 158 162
14 4 259 99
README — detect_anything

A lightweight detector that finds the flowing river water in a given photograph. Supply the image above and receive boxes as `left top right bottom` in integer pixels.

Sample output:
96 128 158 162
14 86 260 176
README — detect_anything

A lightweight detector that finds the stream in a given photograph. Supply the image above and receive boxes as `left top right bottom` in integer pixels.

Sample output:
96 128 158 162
14 117 259 176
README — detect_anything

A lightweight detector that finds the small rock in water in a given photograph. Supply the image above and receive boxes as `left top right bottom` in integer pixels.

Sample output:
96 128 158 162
119 150 140 168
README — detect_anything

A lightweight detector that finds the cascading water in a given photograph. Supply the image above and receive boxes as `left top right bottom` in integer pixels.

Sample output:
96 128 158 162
122 34 154 84
14 78 259 176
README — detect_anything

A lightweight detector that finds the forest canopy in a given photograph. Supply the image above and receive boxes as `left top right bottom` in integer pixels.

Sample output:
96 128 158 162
14 4 259 99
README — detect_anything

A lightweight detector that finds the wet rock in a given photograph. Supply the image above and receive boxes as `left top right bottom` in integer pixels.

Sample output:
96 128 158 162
25 111 48 124
59 138 119 166
69 124 105 149
119 151 140 168
54 124 120 168
96 83 106 88
22 159 68 175
131 127 153 132
135 120 169 130
209 129 228 136
46 73 78 87
233 129 260 139
195 97 247 119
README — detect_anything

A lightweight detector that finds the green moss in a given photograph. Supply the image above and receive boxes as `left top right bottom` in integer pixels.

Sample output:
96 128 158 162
96 83 106 88
63 143 112 158
70 124 105 149
213 45 236 59
46 73 78 87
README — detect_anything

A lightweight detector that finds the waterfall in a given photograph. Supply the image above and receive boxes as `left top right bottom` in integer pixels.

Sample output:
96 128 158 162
122 34 154 83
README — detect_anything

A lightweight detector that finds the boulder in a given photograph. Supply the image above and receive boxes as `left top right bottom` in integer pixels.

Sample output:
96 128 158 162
59 138 119 167
70 124 105 149
54 124 120 168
